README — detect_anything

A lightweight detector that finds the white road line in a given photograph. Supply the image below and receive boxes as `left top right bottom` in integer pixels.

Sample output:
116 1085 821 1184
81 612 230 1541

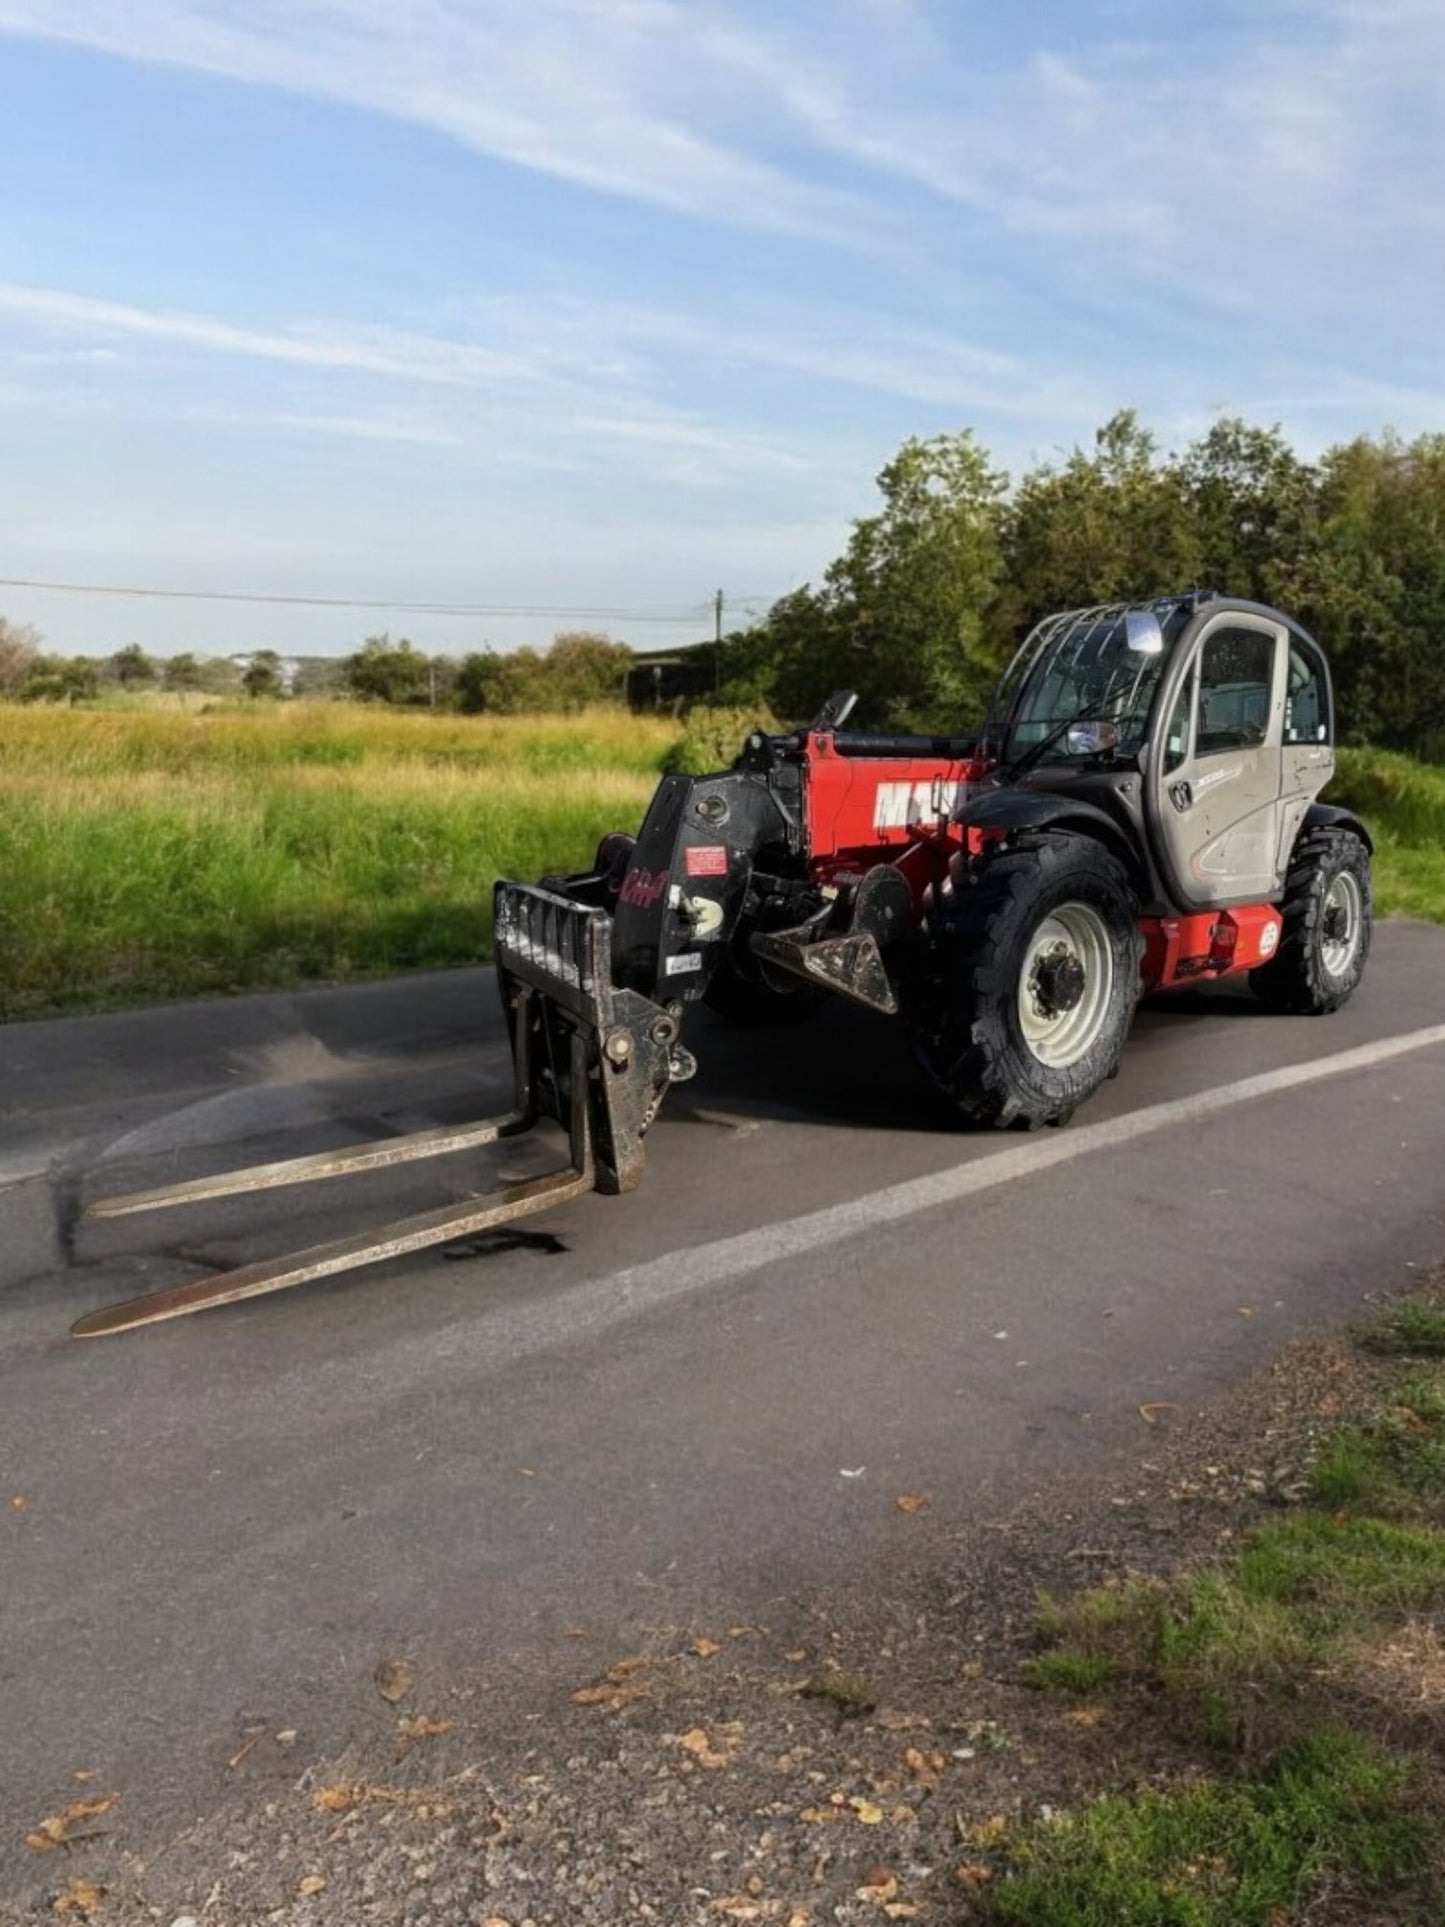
386 1020 1445 1383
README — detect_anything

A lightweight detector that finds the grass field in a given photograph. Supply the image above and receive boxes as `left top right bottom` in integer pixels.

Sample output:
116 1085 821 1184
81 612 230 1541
0 705 1438 1021
0 704 680 1020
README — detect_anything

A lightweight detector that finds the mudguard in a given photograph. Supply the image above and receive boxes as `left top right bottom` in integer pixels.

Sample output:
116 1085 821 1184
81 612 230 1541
1302 800 1374 852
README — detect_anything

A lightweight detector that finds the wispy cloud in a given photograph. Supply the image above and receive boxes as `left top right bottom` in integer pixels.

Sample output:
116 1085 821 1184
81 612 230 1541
0 0 884 246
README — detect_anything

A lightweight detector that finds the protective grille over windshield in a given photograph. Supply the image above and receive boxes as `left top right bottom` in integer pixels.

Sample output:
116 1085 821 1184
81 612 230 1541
985 596 1194 765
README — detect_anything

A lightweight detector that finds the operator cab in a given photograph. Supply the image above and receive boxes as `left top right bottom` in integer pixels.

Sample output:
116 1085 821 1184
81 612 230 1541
984 592 1336 915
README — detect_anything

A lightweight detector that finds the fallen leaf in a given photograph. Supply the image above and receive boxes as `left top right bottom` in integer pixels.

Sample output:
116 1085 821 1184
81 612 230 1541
570 1682 646 1711
799 1805 843 1824
481 1918 514 1927
314 1787 356 1813
275 1728 299 1747
850 1797 884 1825
297 1875 326 1897
784 1648 808 1663
1237 1306 1255 1319
10 1493 29 1510
693 1636 722 1658
1063 1706 1102 1728
26 1795 119 1850
398 1716 453 1739
954 1863 993 1888
787 1912 811 1927
71 1771 96 1784
564 1626 589 1639
883 1907 920 1922
680 1723 742 1768
712 1902 763 1921
969 1815 1010 1847
515 1465 537 1477
373 1656 417 1704
1137 1402 1178 1425
894 1494 929 1515
52 1877 105 1915
959 1660 984 1680
858 1867 898 1900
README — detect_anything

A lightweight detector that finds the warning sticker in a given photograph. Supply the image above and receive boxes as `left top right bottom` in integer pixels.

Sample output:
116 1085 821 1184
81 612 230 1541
664 951 703 976
685 845 729 878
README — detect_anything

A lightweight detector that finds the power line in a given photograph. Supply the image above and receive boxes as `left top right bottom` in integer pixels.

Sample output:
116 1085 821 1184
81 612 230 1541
0 573 728 625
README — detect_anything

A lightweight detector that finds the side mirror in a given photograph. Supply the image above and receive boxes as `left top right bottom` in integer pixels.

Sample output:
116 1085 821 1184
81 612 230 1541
1066 720 1120 756
1124 610 1165 655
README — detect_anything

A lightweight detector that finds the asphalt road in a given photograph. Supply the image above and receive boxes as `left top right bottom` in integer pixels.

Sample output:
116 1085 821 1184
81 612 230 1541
2 920 1443 1900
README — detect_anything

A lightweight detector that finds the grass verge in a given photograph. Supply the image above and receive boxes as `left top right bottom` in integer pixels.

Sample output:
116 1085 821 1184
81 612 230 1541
0 704 680 1019
991 1289 1445 1925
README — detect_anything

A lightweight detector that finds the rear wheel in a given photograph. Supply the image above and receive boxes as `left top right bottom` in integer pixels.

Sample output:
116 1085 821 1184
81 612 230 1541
911 832 1142 1128
1250 826 1372 1013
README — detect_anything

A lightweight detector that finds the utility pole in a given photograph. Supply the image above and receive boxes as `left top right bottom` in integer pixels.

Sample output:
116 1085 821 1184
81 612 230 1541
714 588 724 693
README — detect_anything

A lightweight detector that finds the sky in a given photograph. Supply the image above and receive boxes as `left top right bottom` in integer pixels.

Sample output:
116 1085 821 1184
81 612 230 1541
1 0 1442 659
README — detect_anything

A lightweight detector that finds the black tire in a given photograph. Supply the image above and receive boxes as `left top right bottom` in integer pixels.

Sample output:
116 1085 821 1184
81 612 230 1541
1250 827 1371 1014
910 832 1143 1128
703 954 828 1027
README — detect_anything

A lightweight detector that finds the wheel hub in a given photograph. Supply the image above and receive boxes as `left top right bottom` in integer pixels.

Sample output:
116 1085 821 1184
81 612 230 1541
1016 904 1116 1070
1029 946 1087 1018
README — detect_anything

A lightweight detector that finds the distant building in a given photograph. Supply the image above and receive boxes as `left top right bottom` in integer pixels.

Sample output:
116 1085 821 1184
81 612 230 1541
625 640 716 710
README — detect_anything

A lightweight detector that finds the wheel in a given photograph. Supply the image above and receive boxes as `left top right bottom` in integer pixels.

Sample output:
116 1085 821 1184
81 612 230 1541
703 953 828 1026
1250 826 1371 1014
910 832 1143 1128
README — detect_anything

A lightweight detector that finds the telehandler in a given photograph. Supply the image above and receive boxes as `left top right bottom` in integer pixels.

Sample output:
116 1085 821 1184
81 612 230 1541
75 591 1371 1336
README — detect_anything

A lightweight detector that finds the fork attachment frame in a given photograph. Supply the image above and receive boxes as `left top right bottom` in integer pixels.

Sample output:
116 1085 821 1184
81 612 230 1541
72 884 692 1338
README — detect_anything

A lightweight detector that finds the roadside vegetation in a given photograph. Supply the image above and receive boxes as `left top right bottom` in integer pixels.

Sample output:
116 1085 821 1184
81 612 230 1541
988 1291 1445 1926
0 705 678 1020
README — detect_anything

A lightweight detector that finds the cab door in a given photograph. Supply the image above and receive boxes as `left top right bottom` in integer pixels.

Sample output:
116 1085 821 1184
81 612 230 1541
1150 614 1288 907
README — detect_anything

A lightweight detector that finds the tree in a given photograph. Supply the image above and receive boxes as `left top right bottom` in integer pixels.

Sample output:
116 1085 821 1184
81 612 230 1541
769 431 1009 727
1002 411 1200 637
1179 418 1318 606
535 632 632 711
0 617 42 696
342 634 434 706
110 643 158 686
1295 432 1445 753
19 655 102 703
241 649 286 699
163 652 204 692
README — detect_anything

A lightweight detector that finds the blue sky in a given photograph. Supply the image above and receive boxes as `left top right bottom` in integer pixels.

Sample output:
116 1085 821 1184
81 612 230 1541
1 0 1441 658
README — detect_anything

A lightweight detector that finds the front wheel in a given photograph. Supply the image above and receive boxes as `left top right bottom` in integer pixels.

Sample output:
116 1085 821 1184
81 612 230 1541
1250 827 1372 1013
910 832 1142 1129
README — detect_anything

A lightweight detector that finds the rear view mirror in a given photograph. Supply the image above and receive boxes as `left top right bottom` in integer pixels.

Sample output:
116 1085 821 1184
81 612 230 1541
1066 720 1120 756
1124 610 1165 655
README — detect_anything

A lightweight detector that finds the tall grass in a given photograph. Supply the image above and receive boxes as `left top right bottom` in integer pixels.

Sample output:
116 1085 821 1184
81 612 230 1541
0 704 679 1019
1331 748 1445 924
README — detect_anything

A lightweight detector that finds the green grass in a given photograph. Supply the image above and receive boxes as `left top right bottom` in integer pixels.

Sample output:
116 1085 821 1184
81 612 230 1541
993 1304 1445 1924
0 703 680 1019
1332 747 1445 923
989 1728 1432 1927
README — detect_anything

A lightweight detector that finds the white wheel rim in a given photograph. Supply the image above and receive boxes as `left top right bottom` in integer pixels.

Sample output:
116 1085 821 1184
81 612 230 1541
1321 871 1363 978
1017 903 1115 1069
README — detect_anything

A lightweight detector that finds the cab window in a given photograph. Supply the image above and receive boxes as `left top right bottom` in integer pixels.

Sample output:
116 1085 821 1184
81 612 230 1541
1284 639 1331 745
1196 628 1275 754
1163 673 1194 774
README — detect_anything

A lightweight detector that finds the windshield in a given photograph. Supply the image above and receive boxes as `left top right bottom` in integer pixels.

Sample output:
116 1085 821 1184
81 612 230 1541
989 599 1192 768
